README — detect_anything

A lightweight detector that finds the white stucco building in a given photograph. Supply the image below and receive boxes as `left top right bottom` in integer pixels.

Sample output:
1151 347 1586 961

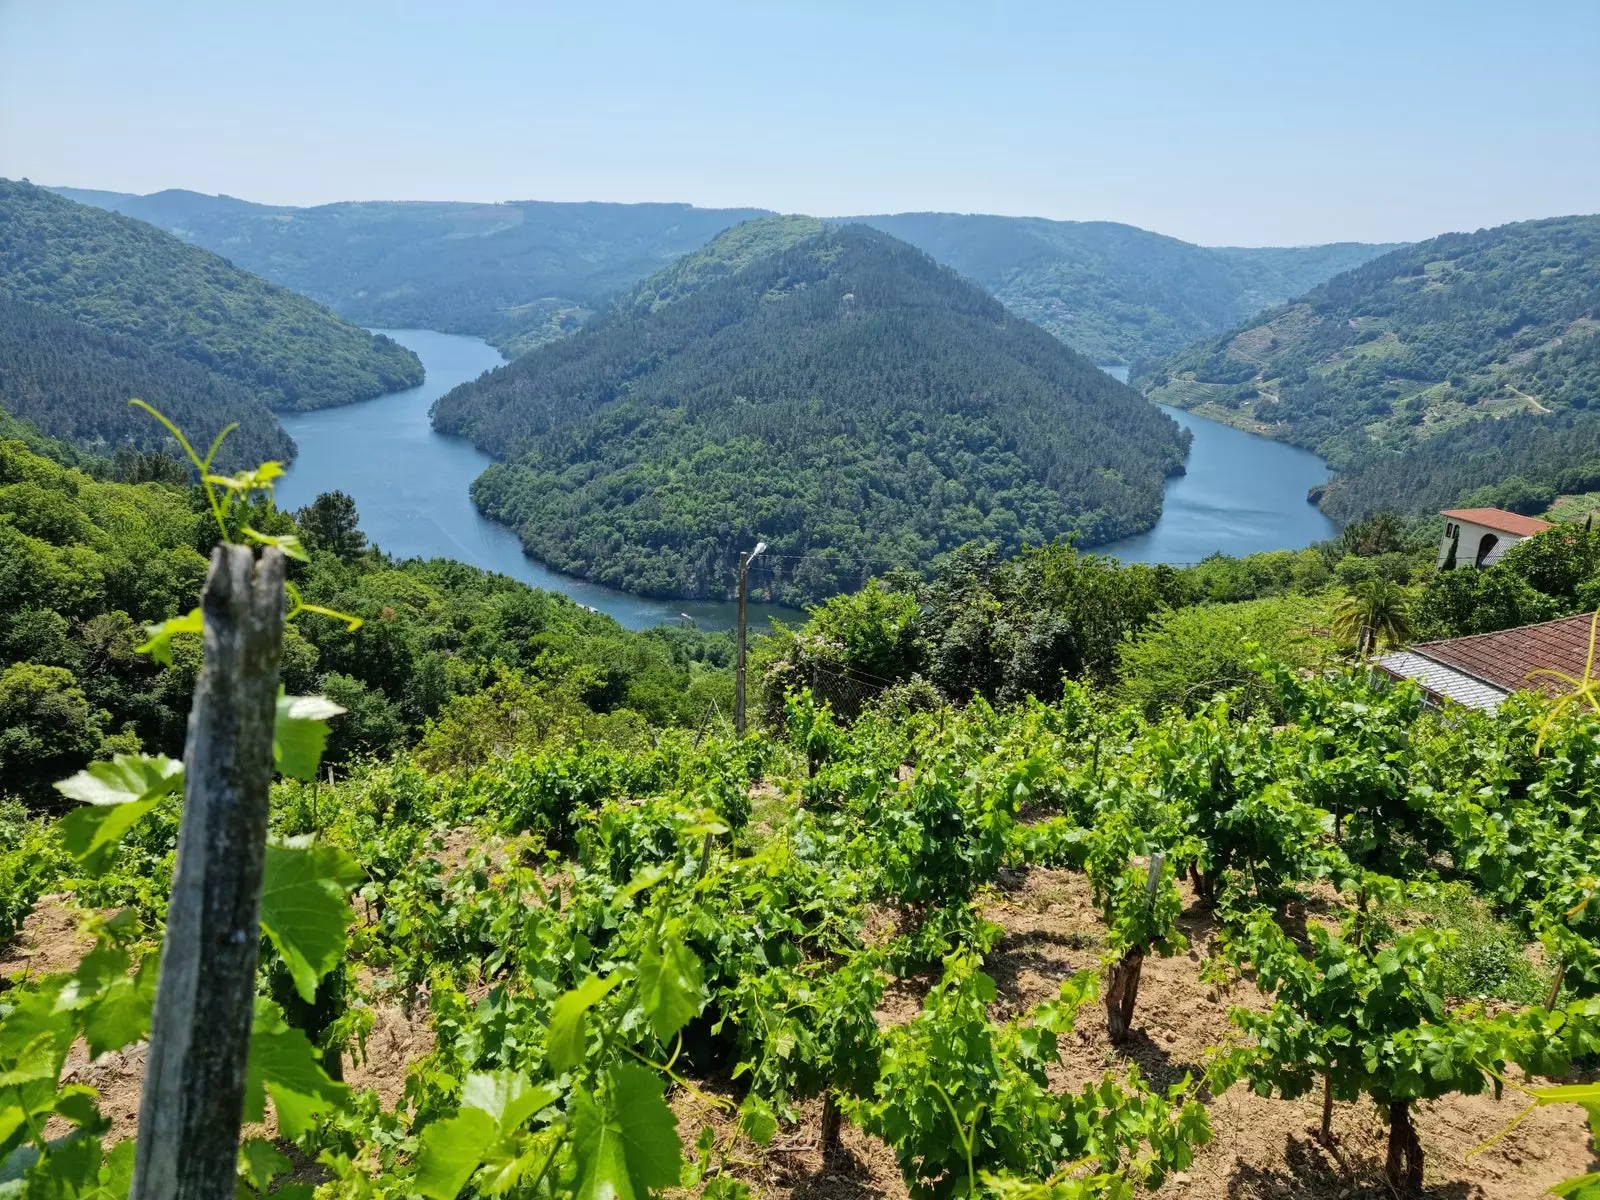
1437 507 1553 570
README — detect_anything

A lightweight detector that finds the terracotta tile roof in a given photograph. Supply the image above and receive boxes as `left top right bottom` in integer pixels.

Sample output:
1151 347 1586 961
1411 611 1600 700
1439 507 1555 537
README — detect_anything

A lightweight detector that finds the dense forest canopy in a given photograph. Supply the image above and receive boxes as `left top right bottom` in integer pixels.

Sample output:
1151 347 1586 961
0 180 423 410
0 434 734 804
433 219 1189 604
0 295 293 469
853 213 1401 365
51 185 772 354
55 186 1397 366
1142 215 1600 520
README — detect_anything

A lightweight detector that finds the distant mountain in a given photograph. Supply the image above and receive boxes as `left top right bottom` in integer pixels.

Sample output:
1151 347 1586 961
432 218 1189 604
846 214 1402 364
1140 216 1600 519
1 180 422 410
51 186 773 355
54 186 1398 365
0 296 293 469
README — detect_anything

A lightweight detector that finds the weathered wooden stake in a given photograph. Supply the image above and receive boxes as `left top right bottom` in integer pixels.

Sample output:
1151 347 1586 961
131 546 286 1200
735 551 751 735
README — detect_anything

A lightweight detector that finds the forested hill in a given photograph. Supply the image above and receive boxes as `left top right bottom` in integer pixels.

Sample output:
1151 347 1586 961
847 213 1401 364
433 218 1189 605
0 180 423 410
54 185 1396 365
1142 215 1599 473
0 296 293 468
51 185 773 354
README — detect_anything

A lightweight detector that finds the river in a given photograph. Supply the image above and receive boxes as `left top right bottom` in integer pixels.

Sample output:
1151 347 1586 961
276 330 802 632
277 331 1335 630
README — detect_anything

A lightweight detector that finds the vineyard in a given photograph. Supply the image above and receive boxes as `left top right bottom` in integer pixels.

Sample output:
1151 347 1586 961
5 437 1600 1198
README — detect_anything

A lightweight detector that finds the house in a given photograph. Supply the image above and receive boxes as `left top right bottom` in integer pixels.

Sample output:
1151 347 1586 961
1437 507 1553 570
1373 610 1597 712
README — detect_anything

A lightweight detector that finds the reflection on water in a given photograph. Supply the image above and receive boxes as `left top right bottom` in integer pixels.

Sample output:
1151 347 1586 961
1099 403 1336 564
276 329 802 632
277 334 1336 631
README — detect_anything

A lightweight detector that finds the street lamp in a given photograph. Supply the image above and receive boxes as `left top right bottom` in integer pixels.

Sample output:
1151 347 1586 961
734 541 767 735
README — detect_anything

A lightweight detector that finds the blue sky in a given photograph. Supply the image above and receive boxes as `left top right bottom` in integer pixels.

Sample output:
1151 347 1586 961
2 0 1595 245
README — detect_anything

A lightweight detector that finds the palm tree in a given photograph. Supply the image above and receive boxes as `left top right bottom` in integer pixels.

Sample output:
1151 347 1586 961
1334 578 1416 656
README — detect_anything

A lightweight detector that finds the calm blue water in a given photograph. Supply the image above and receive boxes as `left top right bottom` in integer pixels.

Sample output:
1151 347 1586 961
1098 402 1337 564
276 329 802 632
277 333 1335 629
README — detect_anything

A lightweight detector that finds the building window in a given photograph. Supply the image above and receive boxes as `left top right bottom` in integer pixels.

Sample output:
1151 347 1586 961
1475 533 1499 568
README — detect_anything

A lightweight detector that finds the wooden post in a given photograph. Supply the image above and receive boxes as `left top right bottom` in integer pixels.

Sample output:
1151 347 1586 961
735 551 750 735
131 546 286 1200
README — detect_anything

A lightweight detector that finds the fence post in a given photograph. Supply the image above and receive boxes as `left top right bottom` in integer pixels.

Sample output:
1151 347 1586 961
131 545 286 1200
735 551 750 735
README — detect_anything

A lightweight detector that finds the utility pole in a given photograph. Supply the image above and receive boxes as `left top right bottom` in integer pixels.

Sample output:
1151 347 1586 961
734 540 767 735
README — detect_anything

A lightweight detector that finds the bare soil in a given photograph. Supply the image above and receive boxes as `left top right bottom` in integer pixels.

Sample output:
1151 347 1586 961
734 867 1595 1200
7 860 1593 1199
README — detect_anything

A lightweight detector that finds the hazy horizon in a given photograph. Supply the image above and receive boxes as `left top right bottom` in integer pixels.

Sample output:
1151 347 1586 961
4 0 1597 246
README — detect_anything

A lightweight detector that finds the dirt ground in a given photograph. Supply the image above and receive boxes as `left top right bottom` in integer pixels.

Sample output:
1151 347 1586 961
6 860 1593 1198
723 866 1596 1200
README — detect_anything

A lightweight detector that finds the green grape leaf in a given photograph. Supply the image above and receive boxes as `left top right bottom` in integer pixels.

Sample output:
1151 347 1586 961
461 1070 559 1135
22 1134 100 1195
85 1137 136 1199
260 840 361 1003
274 694 347 782
738 1093 777 1146
242 526 309 563
547 972 623 1072
59 949 157 1058
57 803 160 875
635 933 705 1042
413 1107 498 1200
54 754 184 808
0 1103 25 1152
1552 1173 1600 1199
55 754 183 872
571 1063 682 1200
136 608 202 666
244 999 349 1139
207 462 285 494
238 1137 291 1192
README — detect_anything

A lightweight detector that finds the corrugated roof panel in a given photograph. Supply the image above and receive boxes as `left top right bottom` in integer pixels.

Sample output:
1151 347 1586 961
1373 651 1511 712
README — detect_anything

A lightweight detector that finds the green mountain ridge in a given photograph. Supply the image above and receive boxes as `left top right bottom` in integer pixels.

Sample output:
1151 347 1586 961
0 295 293 469
1139 215 1600 522
1 180 423 411
432 218 1189 604
848 213 1403 364
50 185 773 355
51 185 1399 365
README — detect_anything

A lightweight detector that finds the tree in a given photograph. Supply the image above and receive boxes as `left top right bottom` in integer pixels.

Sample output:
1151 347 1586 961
1413 566 1560 639
1218 891 1590 1194
297 492 368 561
0 662 117 806
1333 578 1414 655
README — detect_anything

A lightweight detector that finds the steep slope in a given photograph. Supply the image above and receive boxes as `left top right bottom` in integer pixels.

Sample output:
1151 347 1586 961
0 296 293 468
1 180 422 410
1142 216 1600 518
56 186 1397 365
850 213 1401 364
433 219 1189 604
52 186 772 352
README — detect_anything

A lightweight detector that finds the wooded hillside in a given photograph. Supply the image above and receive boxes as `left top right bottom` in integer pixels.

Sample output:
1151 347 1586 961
1 180 423 410
0 295 292 468
434 219 1188 604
